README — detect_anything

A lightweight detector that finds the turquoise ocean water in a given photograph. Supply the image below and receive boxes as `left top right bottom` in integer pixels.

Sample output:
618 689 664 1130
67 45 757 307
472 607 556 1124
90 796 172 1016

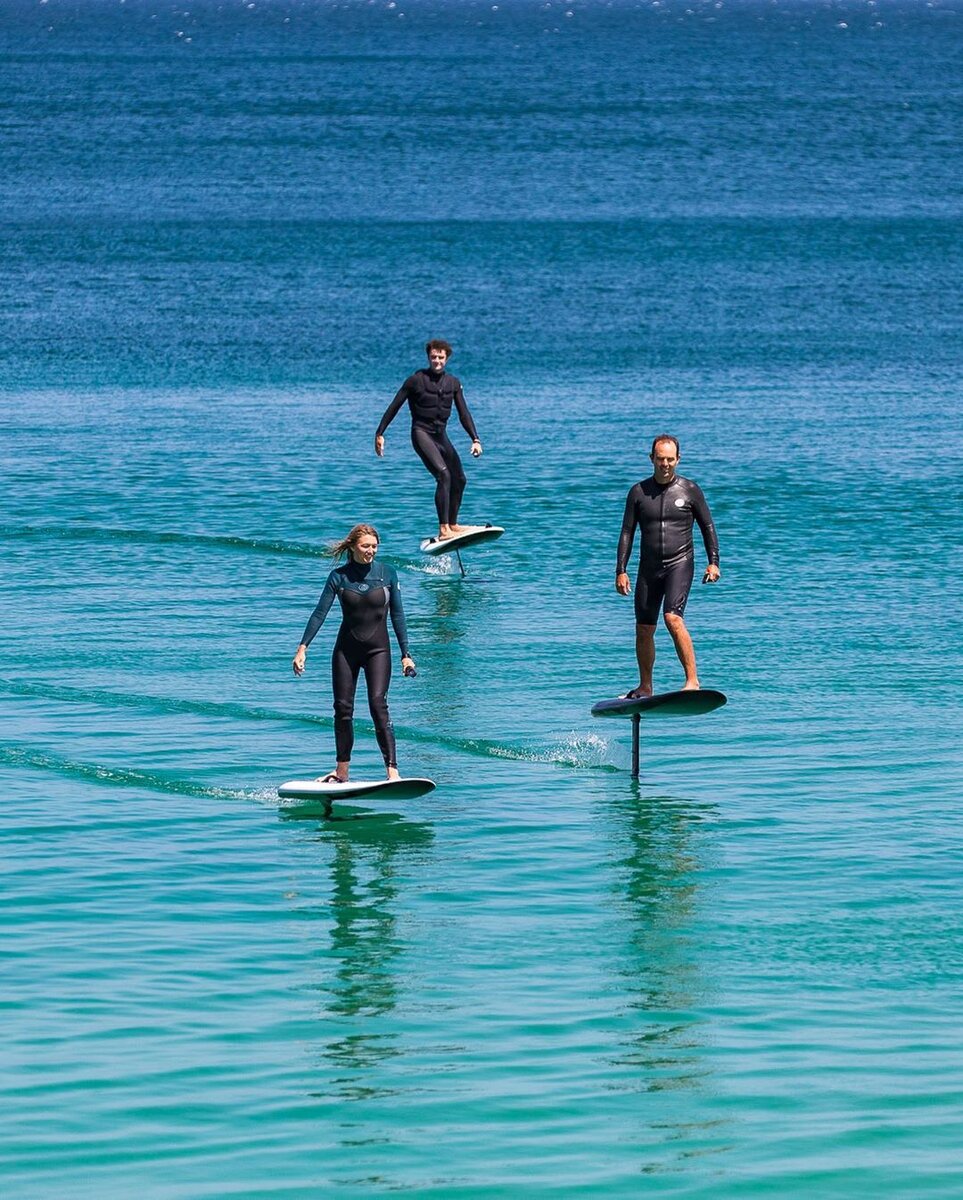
2 1 963 1194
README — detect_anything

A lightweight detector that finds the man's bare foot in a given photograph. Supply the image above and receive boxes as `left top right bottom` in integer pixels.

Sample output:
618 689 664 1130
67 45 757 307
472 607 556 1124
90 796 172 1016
387 766 401 781
623 685 653 699
438 524 478 539
682 681 701 691
317 771 348 783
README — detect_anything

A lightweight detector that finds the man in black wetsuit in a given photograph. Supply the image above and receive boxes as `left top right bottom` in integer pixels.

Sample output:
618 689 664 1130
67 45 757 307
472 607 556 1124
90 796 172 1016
375 339 483 541
615 435 721 696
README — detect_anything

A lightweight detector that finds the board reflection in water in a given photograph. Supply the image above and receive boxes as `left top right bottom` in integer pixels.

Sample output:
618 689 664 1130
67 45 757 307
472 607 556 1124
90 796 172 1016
291 814 435 1102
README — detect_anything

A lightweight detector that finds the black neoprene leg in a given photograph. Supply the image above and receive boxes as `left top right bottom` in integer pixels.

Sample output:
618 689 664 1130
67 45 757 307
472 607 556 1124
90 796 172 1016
440 434 467 524
332 640 362 761
634 569 666 626
362 646 396 767
662 557 695 619
411 426 453 524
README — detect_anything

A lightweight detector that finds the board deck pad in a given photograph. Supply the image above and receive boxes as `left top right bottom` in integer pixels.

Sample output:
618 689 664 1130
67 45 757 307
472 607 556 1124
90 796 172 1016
278 777 436 802
419 525 504 556
591 688 727 719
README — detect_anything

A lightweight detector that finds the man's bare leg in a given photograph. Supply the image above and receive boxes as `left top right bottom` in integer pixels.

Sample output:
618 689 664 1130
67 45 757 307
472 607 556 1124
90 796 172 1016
664 612 699 689
627 623 657 698
447 498 475 536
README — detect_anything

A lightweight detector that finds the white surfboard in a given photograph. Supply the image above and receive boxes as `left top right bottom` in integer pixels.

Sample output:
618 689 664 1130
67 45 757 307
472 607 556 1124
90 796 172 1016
419 525 505 556
278 777 436 803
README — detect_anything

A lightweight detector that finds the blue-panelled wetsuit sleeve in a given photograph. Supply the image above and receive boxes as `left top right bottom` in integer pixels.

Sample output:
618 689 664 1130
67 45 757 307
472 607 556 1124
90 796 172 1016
385 565 410 657
299 570 339 647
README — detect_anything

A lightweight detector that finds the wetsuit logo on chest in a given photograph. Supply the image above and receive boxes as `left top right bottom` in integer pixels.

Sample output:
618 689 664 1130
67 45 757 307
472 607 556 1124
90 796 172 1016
674 497 687 508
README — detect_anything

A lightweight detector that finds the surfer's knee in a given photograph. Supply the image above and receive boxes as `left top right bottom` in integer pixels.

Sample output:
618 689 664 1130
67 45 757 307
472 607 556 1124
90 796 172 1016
663 612 687 635
333 698 354 720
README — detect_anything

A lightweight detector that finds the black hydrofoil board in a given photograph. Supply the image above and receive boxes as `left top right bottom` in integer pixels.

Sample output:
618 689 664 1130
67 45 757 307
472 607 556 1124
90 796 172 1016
592 689 727 719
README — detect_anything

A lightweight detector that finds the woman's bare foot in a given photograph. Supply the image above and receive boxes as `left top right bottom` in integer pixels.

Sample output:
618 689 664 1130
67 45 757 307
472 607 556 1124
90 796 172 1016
317 767 349 783
387 766 401 781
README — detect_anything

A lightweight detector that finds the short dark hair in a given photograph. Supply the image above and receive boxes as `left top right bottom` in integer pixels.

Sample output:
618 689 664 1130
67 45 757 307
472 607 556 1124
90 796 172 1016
650 434 680 458
425 339 453 357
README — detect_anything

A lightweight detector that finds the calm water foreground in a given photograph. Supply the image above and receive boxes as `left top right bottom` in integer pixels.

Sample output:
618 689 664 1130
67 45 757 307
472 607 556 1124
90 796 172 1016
2 1 963 1195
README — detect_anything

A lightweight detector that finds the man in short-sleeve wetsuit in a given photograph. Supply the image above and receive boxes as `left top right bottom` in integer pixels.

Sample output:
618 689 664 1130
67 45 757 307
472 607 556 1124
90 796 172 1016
293 534 413 781
375 339 483 541
615 435 721 696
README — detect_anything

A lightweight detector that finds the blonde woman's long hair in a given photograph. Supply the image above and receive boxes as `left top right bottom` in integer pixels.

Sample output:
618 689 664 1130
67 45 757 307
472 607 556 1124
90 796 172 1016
327 524 380 559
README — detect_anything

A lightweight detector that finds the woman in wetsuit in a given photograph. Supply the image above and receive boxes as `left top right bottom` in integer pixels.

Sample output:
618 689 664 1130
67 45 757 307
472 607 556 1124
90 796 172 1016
375 339 483 542
292 524 415 783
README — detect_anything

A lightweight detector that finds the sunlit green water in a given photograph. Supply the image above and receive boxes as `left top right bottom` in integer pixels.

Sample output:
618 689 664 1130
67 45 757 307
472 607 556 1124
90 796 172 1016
2 2 962 1194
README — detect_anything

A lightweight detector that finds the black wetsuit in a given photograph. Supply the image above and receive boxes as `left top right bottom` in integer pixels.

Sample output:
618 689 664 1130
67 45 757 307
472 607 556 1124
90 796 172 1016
299 559 410 767
376 368 480 526
617 475 720 625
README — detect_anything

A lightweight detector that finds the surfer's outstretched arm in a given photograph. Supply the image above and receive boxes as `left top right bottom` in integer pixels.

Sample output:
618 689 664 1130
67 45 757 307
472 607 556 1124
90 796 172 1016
616 486 639 595
453 382 482 455
690 483 721 582
293 571 338 673
385 566 414 668
375 383 410 454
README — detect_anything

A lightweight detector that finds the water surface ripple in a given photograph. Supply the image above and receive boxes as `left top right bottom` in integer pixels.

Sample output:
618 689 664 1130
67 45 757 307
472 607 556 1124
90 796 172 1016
2 2 962 1195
